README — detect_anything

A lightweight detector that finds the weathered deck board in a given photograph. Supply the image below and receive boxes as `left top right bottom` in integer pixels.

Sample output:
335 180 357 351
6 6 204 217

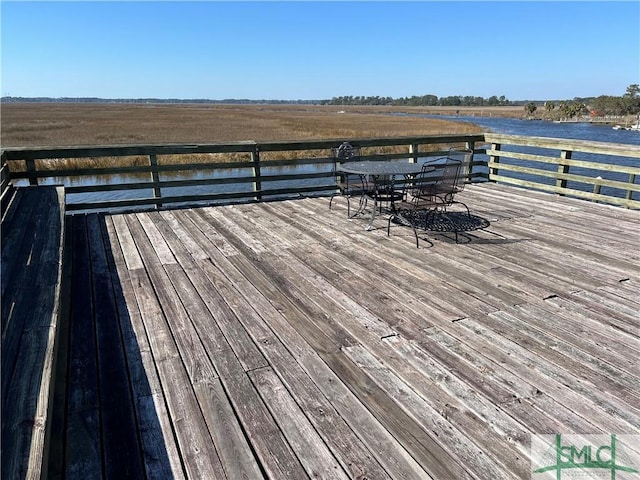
174 208 414 479
55 183 639 479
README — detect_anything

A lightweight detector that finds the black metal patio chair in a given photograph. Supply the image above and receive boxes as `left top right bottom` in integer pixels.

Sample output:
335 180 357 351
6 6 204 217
328 142 374 217
443 147 473 209
388 156 469 246
419 147 473 215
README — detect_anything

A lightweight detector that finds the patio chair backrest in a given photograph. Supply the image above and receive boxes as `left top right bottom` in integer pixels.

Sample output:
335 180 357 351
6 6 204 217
435 158 463 205
332 142 360 175
333 142 359 163
406 169 440 202
446 148 473 191
330 142 371 199
442 157 462 185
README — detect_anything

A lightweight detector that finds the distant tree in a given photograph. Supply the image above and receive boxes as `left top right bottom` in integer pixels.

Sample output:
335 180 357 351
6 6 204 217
624 84 640 98
558 101 574 118
622 97 640 115
524 102 538 116
621 84 640 115
589 95 626 116
574 102 588 117
440 96 462 106
558 101 587 118
423 94 438 106
544 101 555 112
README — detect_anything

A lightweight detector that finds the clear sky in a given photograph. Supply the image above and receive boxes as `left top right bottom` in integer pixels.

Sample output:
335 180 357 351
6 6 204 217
1 1 638 101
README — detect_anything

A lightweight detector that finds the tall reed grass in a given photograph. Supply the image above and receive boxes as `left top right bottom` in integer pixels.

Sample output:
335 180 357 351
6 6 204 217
2 103 484 171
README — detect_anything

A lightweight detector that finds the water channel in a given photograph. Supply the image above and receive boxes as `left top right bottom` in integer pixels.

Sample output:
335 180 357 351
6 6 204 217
423 115 640 198
424 114 640 147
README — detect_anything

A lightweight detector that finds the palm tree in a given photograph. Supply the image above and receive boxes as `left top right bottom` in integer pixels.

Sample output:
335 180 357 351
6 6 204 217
524 102 537 116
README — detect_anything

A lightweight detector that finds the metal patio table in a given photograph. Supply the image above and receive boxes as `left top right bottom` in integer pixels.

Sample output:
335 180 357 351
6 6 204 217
338 161 432 230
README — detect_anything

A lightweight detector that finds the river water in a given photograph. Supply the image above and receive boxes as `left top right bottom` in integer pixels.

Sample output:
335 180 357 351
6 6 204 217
438 115 639 199
427 114 640 146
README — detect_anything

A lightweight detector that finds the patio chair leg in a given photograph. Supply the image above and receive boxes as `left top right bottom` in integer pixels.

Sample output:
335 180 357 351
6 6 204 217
425 209 436 230
387 214 421 248
454 200 471 217
365 203 376 230
356 195 368 215
439 211 460 243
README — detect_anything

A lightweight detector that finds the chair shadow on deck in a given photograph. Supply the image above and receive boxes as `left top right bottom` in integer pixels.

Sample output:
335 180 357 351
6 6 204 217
421 210 490 244
48 214 177 479
388 212 535 246
388 209 494 246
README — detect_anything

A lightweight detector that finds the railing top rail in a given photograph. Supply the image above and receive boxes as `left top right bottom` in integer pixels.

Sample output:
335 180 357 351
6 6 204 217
484 133 640 157
0 141 258 160
0 134 485 160
255 134 485 151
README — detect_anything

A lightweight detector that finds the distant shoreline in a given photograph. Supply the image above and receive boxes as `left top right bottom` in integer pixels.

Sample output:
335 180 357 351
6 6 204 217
0 98 527 117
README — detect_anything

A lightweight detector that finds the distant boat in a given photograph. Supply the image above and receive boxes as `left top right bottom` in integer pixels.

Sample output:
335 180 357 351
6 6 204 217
613 122 640 131
613 115 640 131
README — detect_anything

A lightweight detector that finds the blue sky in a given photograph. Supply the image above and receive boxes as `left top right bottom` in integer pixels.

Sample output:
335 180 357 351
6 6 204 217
2 1 638 101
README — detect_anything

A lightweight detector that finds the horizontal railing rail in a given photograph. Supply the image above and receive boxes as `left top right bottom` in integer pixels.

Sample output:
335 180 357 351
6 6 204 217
484 133 640 209
1 135 484 213
2 133 639 212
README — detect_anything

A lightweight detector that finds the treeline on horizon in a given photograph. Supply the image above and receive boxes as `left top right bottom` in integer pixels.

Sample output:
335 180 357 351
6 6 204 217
0 94 583 107
2 85 638 117
324 85 637 114
524 84 640 117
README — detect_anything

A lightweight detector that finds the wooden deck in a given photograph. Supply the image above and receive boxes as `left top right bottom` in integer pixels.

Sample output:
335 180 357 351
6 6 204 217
55 183 639 479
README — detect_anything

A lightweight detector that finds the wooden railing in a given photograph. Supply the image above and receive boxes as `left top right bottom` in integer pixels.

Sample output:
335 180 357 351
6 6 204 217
0 135 483 212
2 133 639 212
484 133 640 209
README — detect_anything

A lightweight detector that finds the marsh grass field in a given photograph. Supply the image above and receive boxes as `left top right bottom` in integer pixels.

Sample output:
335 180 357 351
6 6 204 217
1 103 509 170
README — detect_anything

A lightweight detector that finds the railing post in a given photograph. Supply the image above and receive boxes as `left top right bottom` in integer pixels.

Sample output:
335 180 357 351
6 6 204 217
626 174 636 205
1 151 10 190
592 176 603 204
465 140 475 182
489 142 501 180
26 158 38 186
1 154 13 217
556 149 572 195
409 143 419 164
149 154 162 208
252 145 262 202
